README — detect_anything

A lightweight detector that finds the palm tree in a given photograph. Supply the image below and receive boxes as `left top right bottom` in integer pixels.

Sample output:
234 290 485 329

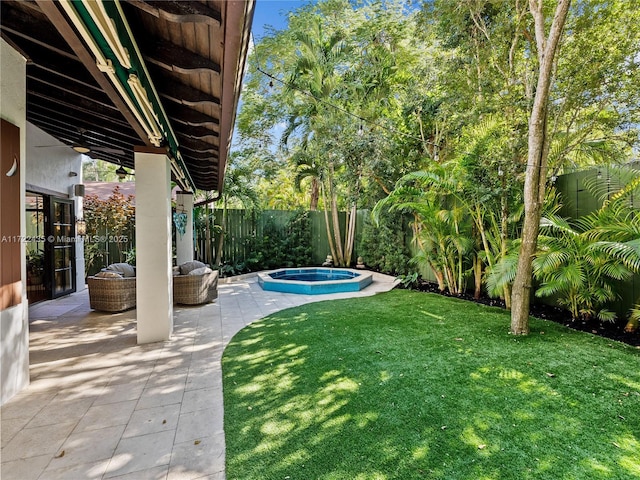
534 199 640 322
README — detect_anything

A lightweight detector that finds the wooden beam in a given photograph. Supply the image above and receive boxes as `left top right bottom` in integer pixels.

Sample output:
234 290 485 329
0 3 77 60
173 124 219 140
27 111 138 149
127 0 221 26
28 90 129 128
149 67 221 107
177 136 219 154
165 103 220 128
36 0 151 145
27 75 118 114
144 37 221 75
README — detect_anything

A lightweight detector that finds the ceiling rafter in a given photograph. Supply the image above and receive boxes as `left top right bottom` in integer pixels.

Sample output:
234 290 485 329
2 0 255 192
28 111 138 150
166 103 220 128
143 37 221 75
127 0 221 26
173 125 220 140
27 76 118 113
178 139 218 155
149 67 221 107
35 0 151 145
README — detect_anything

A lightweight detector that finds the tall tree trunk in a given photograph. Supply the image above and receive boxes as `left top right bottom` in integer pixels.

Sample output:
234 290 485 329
473 255 482 299
500 182 511 309
328 164 345 266
215 196 228 268
205 203 211 265
331 190 344 265
310 177 319 211
321 183 338 264
511 0 571 335
344 203 357 267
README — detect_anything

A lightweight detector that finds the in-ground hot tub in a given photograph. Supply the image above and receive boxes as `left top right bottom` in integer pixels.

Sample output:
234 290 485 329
258 267 373 295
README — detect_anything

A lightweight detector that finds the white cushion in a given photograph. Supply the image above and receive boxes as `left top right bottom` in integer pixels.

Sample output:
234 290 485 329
95 271 123 278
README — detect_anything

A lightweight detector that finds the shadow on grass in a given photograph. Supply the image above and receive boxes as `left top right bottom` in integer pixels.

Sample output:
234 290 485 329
222 290 640 480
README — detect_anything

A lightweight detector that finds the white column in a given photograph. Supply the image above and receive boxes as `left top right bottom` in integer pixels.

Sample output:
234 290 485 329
135 147 173 343
175 191 194 265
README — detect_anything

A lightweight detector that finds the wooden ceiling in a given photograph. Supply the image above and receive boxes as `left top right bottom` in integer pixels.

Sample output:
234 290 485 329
0 0 254 192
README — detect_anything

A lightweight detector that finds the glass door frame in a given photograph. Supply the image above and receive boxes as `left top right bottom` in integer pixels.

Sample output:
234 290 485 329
45 196 77 299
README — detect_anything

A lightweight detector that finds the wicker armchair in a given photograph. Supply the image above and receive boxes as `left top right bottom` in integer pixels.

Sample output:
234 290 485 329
173 270 218 305
87 276 137 312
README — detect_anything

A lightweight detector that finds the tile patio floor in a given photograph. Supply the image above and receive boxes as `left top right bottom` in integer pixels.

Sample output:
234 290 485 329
1 272 397 480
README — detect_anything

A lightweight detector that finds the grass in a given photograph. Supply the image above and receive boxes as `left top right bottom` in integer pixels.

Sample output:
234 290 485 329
222 290 640 479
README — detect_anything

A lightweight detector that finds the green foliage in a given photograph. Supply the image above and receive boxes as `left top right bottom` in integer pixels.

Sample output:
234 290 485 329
396 271 419 289
534 208 640 322
217 210 313 277
358 210 411 276
83 186 135 273
281 210 313 267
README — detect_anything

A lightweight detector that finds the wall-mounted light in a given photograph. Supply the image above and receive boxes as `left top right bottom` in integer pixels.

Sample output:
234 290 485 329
116 165 128 179
76 218 87 236
69 171 78 177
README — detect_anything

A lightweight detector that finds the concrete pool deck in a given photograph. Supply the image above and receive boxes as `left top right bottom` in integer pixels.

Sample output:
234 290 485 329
1 271 398 479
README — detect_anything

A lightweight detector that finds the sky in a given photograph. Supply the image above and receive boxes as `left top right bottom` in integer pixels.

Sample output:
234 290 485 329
251 0 311 40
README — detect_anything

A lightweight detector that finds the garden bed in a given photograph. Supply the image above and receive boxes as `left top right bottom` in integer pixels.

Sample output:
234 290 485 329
414 280 640 347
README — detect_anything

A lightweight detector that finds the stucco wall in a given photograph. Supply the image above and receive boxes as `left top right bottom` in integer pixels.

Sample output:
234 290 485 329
26 123 86 291
1 38 29 405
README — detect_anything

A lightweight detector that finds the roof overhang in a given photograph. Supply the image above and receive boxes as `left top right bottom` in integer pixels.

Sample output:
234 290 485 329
1 0 255 192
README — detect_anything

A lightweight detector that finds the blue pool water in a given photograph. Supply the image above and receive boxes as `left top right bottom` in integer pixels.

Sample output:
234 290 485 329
258 268 372 294
270 271 356 282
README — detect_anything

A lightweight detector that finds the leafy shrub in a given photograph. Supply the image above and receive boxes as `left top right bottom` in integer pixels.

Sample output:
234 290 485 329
358 211 411 276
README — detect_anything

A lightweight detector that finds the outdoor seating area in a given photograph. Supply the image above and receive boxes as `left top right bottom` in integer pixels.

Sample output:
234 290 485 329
0 272 397 479
86 262 219 312
173 270 219 305
87 275 137 313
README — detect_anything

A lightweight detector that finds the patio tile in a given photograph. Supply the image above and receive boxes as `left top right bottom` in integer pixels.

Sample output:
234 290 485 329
1 417 27 448
167 435 226 480
48 424 125 469
185 366 222 391
39 459 110 480
0 454 51 480
122 403 181 438
104 430 175 478
180 387 220 414
1 272 398 480
1 421 77 462
26 397 94 428
105 465 169 480
93 380 148 405
174 407 222 444
0 391 55 420
73 400 137 432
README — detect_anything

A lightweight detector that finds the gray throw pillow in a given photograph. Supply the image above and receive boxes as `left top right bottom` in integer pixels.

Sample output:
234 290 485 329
106 263 136 277
188 266 213 276
179 260 206 275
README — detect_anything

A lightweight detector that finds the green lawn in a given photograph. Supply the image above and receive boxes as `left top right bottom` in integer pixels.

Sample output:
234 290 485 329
222 290 640 480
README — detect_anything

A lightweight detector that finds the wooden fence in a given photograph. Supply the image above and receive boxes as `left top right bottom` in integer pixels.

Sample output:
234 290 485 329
195 209 368 268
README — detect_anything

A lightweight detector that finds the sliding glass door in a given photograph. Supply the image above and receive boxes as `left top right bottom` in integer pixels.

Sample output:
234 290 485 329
48 197 76 298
